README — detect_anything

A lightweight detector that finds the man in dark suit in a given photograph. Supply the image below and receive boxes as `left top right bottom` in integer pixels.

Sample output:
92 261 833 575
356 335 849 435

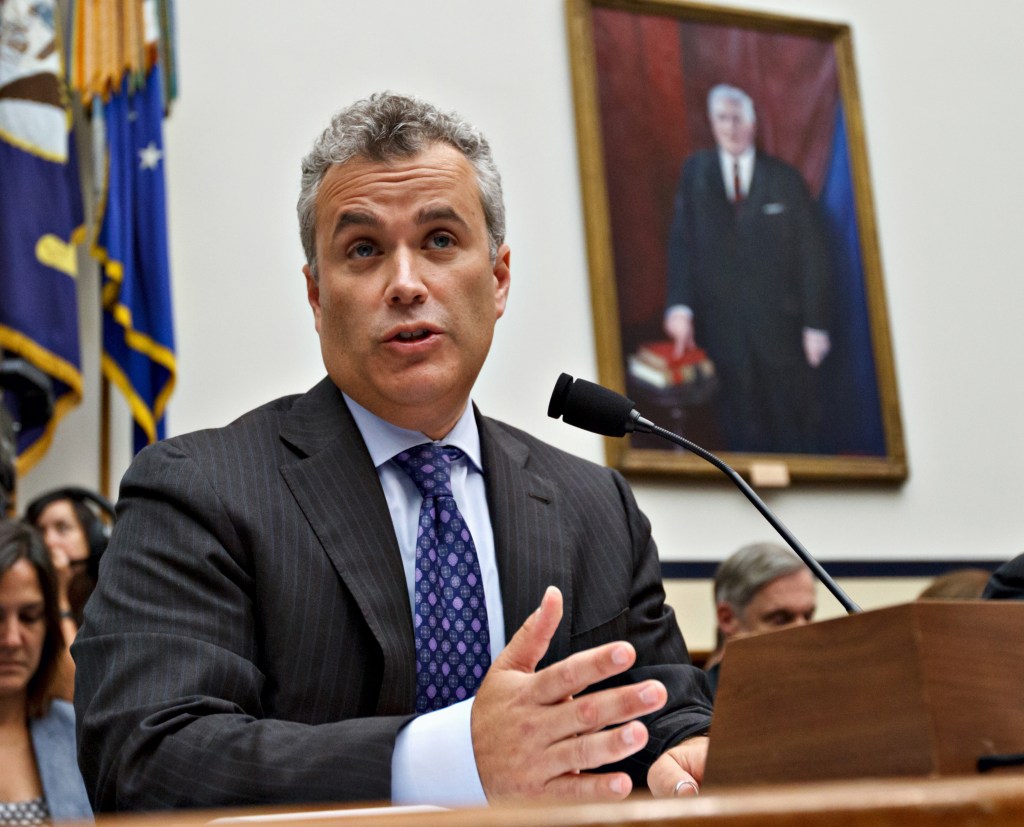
73 92 713 811
664 84 833 453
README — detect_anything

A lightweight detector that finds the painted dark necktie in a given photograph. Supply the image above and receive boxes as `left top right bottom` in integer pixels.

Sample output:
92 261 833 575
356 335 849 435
392 443 491 712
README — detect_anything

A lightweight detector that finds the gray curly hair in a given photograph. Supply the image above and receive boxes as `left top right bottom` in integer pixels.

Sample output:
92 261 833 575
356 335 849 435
297 92 506 279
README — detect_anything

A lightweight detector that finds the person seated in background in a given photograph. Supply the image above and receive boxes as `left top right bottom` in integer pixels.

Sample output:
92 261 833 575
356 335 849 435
0 521 92 823
982 552 1024 600
705 542 816 698
24 488 113 702
917 568 990 600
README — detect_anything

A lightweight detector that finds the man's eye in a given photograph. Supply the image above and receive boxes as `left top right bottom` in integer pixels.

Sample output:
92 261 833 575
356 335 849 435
349 242 378 258
428 233 454 249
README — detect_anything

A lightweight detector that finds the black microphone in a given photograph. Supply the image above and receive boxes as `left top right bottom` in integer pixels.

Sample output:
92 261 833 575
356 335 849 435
548 373 861 614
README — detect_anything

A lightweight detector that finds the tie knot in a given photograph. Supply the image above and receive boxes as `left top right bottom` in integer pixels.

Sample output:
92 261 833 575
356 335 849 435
392 443 464 499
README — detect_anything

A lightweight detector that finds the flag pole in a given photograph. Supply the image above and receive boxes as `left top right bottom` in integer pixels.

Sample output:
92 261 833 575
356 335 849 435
100 373 111 500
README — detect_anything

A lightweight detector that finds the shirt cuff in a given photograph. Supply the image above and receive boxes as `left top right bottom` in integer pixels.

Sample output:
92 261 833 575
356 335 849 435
391 698 487 807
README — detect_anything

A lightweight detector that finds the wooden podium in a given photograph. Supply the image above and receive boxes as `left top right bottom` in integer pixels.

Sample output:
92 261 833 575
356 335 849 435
704 601 1024 787
89 601 1024 826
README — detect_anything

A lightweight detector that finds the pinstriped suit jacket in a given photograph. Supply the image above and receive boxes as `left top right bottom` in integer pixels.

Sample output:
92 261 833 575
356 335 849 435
73 377 712 811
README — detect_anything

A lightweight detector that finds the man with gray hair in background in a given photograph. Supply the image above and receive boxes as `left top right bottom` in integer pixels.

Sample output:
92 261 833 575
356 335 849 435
704 542 817 698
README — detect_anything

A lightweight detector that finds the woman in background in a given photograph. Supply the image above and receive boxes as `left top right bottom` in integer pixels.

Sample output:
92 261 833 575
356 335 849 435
0 521 91 824
25 489 111 626
25 489 113 702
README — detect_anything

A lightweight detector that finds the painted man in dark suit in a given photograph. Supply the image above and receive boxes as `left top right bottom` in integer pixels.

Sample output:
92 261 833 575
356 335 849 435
73 93 713 811
664 84 833 453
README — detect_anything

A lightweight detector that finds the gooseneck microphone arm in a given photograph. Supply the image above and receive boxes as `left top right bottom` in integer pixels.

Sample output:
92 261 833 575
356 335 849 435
637 418 860 614
548 373 861 614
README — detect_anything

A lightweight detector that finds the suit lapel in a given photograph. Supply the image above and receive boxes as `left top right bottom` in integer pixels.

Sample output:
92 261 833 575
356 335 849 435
478 414 572 668
741 151 768 216
699 151 735 224
278 378 415 714
276 386 573 704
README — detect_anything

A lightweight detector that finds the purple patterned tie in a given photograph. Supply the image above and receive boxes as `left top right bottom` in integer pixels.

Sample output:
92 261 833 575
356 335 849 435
392 443 491 712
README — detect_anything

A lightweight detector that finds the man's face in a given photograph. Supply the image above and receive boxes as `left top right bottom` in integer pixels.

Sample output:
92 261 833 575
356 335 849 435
304 143 511 439
718 569 816 640
710 97 756 157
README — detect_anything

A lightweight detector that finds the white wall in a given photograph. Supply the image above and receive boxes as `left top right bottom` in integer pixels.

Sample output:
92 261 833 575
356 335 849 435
20 0 1024 647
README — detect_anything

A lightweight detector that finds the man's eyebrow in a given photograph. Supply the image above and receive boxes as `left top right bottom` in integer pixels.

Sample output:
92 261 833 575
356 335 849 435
332 211 381 237
416 206 469 227
761 609 793 621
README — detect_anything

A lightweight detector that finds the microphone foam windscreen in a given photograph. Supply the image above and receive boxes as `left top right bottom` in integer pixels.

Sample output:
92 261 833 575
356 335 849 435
550 375 635 437
547 373 574 420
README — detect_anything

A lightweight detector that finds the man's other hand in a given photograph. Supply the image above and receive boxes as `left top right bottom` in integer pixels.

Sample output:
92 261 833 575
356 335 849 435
471 586 667 802
646 735 709 798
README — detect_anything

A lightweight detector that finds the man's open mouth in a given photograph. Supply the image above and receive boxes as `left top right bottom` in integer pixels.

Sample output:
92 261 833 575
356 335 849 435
395 329 432 342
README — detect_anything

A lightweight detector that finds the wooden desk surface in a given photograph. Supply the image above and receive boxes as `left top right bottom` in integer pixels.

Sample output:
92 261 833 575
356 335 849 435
88 773 1024 827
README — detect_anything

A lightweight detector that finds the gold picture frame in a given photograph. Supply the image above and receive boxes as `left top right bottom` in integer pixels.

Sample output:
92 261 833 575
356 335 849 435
566 0 907 483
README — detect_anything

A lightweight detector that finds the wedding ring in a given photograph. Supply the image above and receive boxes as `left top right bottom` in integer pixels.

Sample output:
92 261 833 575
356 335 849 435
673 779 700 797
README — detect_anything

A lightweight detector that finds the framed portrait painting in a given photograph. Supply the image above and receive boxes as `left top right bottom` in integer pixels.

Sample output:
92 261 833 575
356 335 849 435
566 0 907 483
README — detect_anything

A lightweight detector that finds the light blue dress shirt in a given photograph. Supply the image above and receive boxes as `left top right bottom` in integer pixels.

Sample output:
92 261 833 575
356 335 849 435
343 395 507 806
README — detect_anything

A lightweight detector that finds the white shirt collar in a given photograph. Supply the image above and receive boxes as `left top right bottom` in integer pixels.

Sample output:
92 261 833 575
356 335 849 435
719 145 756 166
717 146 756 199
342 393 483 473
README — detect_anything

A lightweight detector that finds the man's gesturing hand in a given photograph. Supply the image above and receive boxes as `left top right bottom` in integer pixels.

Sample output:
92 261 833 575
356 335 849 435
471 586 668 802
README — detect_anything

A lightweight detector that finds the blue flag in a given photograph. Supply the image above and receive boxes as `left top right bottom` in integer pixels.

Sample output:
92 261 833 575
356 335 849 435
93 65 176 453
0 0 85 474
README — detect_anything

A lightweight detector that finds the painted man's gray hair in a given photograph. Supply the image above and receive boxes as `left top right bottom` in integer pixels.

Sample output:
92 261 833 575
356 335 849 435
707 83 756 124
714 542 806 613
297 92 506 279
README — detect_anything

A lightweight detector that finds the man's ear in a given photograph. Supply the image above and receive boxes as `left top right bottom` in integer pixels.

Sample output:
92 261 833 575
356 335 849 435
492 243 511 319
303 263 321 333
716 601 741 639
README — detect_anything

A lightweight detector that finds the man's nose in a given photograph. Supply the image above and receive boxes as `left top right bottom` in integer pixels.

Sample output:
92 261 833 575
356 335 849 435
385 248 427 305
